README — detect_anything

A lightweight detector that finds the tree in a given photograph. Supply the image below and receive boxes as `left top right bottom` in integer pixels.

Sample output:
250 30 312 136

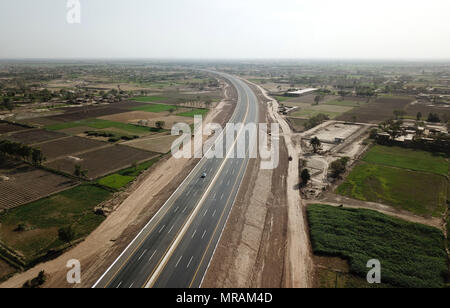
73 164 88 178
393 110 406 120
58 226 75 245
310 137 322 153
155 121 165 130
31 149 45 167
300 169 311 188
314 95 323 105
330 157 350 178
416 112 422 121
1 97 14 111
428 113 441 123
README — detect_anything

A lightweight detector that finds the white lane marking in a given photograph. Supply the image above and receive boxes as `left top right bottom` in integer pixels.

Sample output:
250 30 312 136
187 256 194 269
192 229 197 238
116 282 122 288
212 210 216 217
175 256 183 268
203 209 208 217
182 206 187 213
159 225 166 233
129 282 134 288
174 206 179 213
148 250 157 262
138 249 147 260
212 192 217 200
202 230 207 239
220 193 224 200
227 179 230 186
93 73 243 289
168 225 174 234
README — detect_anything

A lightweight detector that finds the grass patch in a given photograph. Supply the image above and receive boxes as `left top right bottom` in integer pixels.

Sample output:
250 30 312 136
130 96 168 103
98 157 160 190
46 119 151 135
0 184 110 262
131 104 177 113
363 145 449 176
308 204 447 288
275 96 290 102
336 162 447 217
177 109 208 118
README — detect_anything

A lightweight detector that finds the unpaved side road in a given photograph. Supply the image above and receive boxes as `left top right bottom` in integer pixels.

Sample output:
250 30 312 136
249 80 313 288
203 94 289 288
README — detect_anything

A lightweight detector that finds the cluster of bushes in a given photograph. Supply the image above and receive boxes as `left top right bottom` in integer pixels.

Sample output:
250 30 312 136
0 140 45 166
307 204 448 288
329 157 350 179
84 131 139 143
376 134 450 155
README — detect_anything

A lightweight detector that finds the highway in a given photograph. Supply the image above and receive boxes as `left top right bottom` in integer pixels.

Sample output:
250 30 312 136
93 72 259 288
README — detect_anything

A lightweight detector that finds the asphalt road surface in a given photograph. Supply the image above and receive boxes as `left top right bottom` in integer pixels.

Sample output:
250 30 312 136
93 72 259 288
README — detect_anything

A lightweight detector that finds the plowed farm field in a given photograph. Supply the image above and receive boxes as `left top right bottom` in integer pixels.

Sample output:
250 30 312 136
46 144 159 179
37 136 108 161
0 161 78 210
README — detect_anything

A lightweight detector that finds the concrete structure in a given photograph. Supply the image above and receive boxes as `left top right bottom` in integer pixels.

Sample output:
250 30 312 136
286 88 319 97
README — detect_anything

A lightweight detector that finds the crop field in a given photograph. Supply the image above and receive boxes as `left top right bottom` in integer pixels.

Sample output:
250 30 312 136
40 103 146 123
45 119 151 136
177 108 209 118
37 136 107 161
130 96 168 103
336 162 447 217
123 134 179 154
130 103 178 113
336 96 414 123
286 117 308 132
405 102 450 122
46 144 158 179
98 157 160 190
0 161 78 210
0 184 110 263
0 122 28 135
363 145 449 176
325 98 368 107
5 129 66 145
308 204 447 288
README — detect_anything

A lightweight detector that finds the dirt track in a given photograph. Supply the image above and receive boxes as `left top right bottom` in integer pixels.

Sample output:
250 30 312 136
250 81 314 288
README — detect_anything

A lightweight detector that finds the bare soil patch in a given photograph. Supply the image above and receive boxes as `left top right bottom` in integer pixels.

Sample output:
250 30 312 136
37 136 107 161
46 144 159 179
5 129 66 145
0 122 28 135
123 134 179 154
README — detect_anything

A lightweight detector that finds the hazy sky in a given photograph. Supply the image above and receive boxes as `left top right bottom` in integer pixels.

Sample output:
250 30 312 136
1 0 450 59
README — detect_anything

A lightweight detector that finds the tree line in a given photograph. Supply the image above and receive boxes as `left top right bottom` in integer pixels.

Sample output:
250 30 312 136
0 140 45 166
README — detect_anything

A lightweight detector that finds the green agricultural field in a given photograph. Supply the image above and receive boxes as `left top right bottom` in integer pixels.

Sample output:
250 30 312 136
275 96 290 102
363 145 449 176
130 96 168 103
336 162 447 217
98 157 160 190
131 104 177 113
177 109 209 118
46 119 151 135
308 204 447 288
0 184 110 263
